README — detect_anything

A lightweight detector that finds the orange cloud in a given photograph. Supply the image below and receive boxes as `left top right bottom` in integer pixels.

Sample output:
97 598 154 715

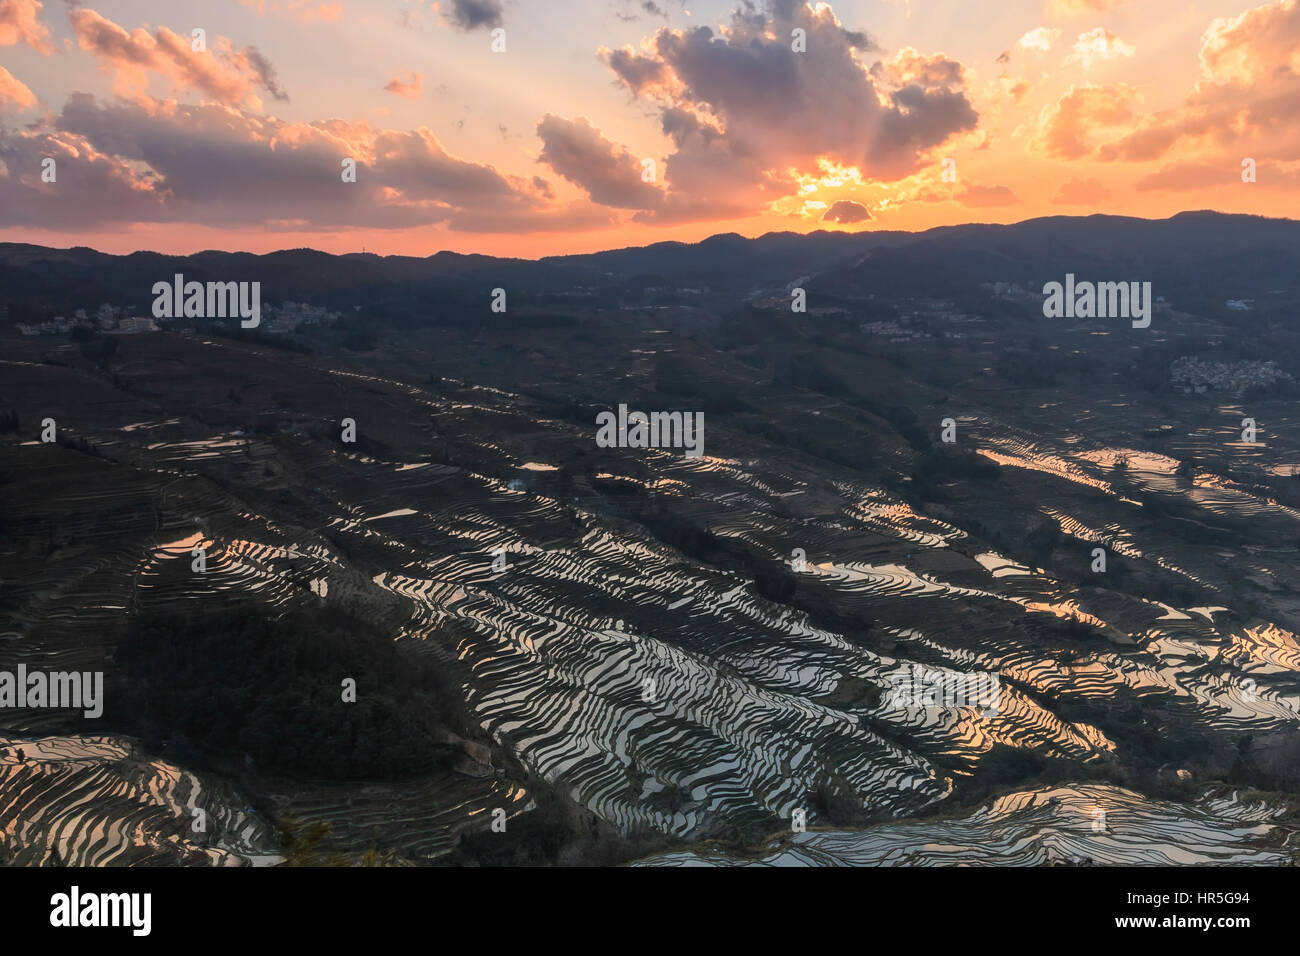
1102 0 1300 162
1200 0 1300 83
384 71 423 98
0 64 36 109
71 8 288 107
1136 160 1250 191
1034 83 1138 158
913 179 1020 207
1053 177 1110 204
960 182 1019 206
0 0 53 54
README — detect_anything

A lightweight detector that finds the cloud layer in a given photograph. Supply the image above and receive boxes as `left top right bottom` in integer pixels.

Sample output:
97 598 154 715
1 0 1297 246
572 1 980 224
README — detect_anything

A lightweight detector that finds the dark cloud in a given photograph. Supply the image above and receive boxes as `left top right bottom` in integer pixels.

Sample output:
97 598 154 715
599 0 976 224
0 123 170 228
614 0 669 20
536 114 663 209
447 0 504 31
244 46 289 102
0 93 570 231
603 46 668 92
821 199 871 223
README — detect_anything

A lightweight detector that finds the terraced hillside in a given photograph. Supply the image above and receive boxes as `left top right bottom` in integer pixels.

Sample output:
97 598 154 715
3 277 1300 866
0 734 277 866
637 784 1300 866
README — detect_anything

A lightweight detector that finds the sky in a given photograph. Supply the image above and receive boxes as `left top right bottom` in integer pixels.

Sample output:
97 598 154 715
1 0 1298 257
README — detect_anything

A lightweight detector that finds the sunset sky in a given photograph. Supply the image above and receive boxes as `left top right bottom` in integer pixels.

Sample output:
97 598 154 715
1 0 1298 257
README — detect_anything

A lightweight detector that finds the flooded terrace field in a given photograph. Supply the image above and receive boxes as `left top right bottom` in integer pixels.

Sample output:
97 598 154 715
2 324 1299 864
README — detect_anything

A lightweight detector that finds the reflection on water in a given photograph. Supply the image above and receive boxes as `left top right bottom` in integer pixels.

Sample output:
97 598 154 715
635 783 1297 866
0 735 279 867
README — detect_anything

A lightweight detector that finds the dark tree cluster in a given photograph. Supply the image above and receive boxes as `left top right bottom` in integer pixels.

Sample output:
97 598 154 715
110 607 463 780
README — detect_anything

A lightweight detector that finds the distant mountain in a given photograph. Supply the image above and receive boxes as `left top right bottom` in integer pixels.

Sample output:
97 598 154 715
540 229 911 287
2 211 1297 314
807 212 1300 300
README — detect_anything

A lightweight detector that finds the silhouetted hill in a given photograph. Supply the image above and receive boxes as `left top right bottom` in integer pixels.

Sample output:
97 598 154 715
2 211 1297 316
809 212 1300 300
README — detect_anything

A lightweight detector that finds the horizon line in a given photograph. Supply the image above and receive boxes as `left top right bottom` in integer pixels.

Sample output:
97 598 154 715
2 209 1292 265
